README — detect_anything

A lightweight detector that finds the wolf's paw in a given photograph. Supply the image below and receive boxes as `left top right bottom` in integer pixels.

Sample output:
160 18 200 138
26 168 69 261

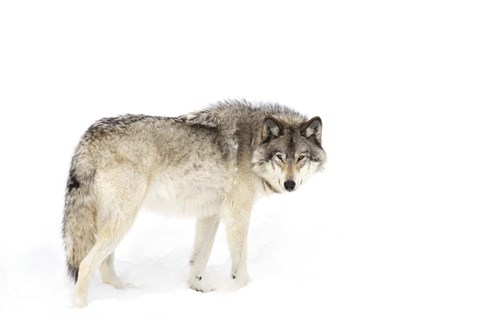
73 296 87 308
232 273 250 288
121 282 137 289
104 277 136 289
191 284 215 293
189 276 215 293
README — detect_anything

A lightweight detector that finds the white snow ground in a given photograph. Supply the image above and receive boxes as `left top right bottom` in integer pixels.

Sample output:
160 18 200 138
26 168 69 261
0 1 479 319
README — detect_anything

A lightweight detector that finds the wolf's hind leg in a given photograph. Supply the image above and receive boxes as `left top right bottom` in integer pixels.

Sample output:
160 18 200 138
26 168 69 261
189 215 220 292
99 252 135 289
73 167 146 307
74 223 135 307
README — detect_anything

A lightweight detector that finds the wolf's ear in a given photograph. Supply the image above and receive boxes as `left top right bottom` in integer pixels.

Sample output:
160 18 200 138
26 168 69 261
301 117 322 145
261 116 283 142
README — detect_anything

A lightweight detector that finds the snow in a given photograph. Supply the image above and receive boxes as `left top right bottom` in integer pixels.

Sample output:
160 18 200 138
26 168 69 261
1 0 479 319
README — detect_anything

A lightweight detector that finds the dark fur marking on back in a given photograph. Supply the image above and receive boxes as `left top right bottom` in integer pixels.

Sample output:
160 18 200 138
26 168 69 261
93 114 152 127
83 114 157 141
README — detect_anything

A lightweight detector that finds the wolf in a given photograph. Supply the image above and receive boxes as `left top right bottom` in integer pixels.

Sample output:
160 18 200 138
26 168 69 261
62 100 326 307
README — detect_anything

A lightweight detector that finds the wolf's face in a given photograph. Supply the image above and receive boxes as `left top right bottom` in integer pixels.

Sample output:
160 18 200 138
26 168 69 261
252 116 326 193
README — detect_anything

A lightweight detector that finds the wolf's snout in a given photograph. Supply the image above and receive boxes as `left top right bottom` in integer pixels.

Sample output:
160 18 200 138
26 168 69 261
284 180 296 191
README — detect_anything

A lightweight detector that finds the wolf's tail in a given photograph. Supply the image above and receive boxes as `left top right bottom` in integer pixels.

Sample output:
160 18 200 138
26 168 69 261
62 145 97 282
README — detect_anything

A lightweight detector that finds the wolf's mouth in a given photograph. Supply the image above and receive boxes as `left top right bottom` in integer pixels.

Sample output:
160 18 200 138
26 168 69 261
262 178 280 193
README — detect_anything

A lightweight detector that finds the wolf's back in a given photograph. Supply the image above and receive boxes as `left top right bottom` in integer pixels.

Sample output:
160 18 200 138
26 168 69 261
62 141 97 282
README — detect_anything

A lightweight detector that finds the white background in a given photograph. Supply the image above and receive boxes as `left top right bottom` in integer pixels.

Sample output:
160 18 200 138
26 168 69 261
0 0 479 319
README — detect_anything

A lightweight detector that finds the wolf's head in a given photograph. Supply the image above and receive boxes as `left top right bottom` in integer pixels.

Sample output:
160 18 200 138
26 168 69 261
252 115 326 193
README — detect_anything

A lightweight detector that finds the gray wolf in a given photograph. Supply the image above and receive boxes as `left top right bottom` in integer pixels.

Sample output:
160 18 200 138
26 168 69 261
62 100 326 307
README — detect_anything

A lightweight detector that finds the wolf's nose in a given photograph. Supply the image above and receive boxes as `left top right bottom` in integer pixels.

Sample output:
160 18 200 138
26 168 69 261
284 180 296 191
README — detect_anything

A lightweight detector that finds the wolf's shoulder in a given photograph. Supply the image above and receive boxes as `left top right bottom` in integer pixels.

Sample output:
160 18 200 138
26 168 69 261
175 99 306 128
174 109 221 128
174 100 252 128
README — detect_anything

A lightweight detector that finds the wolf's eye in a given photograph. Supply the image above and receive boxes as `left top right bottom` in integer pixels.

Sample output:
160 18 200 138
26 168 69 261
297 155 306 162
275 154 283 162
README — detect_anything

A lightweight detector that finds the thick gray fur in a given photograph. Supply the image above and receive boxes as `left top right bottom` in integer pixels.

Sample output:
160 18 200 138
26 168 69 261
63 99 326 307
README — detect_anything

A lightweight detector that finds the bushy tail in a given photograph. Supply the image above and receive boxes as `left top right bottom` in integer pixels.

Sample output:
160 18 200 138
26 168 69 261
62 149 97 282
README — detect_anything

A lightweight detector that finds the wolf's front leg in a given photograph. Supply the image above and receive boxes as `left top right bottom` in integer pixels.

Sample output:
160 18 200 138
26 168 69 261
225 206 252 288
189 215 220 292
